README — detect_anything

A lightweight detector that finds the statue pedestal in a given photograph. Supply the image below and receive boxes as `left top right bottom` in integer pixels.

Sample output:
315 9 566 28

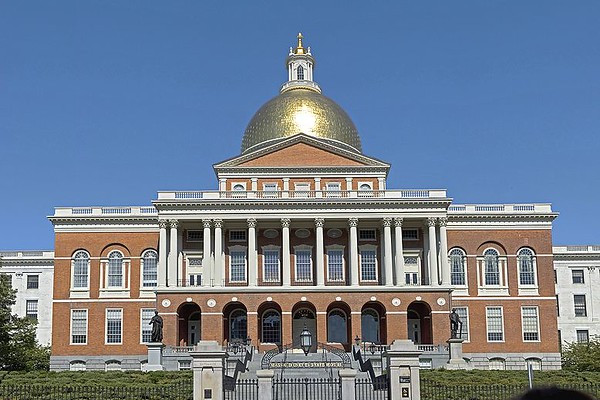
146 342 165 371
446 338 470 370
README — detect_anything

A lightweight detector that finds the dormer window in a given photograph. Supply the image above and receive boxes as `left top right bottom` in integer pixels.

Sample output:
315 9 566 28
297 65 304 80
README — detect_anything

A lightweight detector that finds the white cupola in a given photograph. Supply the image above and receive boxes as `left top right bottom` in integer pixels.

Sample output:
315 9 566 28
281 33 321 94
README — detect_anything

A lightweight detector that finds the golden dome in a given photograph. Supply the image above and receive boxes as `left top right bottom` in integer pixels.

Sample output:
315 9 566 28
241 88 362 154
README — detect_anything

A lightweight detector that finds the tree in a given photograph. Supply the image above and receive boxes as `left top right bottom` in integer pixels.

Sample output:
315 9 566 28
0 273 50 371
562 337 600 372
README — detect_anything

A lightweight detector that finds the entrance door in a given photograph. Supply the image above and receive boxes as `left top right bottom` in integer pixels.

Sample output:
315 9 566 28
188 312 201 345
407 318 420 344
292 308 317 352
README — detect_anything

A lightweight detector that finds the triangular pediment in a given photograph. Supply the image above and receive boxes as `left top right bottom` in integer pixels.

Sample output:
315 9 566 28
214 134 389 169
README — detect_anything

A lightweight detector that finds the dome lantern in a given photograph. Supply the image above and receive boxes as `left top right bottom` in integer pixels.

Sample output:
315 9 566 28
281 33 321 94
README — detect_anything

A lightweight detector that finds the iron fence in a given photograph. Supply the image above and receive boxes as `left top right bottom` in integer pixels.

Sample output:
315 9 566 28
355 378 388 400
224 378 258 400
272 377 341 400
0 382 193 400
421 380 600 400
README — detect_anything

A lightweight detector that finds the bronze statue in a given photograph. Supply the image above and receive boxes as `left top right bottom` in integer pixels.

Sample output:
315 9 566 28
150 310 163 343
449 308 462 339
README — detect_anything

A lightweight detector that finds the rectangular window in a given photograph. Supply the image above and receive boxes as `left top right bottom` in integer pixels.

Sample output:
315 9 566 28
188 274 202 286
107 260 123 288
327 250 344 282
106 309 123 344
402 229 419 240
522 307 540 341
229 230 247 242
359 229 376 241
574 295 587 316
26 300 38 320
142 255 158 288
293 183 310 197
326 182 342 197
27 275 39 289
71 309 88 344
486 307 504 342
141 309 154 343
178 360 192 370
572 270 585 284
454 307 469 341
187 230 203 242
405 272 419 285
230 251 247 282
295 250 312 282
263 250 280 282
263 183 278 197
577 329 589 343
360 250 377 281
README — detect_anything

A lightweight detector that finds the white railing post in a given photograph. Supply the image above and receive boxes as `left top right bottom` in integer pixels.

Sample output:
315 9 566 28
339 369 357 400
257 369 274 400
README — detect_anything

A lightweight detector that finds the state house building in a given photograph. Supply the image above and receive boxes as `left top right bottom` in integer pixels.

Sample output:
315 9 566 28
49 35 560 371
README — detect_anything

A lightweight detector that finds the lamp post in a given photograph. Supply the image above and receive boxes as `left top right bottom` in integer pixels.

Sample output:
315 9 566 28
300 325 312 356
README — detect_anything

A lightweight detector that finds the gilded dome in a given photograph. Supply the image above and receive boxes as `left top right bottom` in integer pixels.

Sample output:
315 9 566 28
241 88 362 154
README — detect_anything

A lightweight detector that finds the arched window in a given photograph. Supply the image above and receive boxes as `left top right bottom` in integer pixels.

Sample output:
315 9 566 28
108 251 123 287
489 357 505 370
105 360 122 371
72 251 90 289
361 308 380 343
526 357 542 371
229 309 247 342
449 248 466 286
142 250 158 288
297 65 304 80
518 248 536 286
327 309 348 343
69 360 86 371
484 249 499 285
261 309 281 344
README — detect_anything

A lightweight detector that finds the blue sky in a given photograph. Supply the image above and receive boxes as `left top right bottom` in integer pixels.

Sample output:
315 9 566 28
1 1 599 249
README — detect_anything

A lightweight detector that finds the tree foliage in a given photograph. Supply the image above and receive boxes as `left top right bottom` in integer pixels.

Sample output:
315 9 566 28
0 273 50 371
562 337 600 372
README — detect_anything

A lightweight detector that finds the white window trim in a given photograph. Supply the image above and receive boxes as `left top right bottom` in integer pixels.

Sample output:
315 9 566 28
517 248 539 295
403 250 422 286
140 249 158 291
571 268 586 284
140 308 154 344
453 306 470 343
101 250 130 290
326 245 345 282
448 248 468 289
228 245 247 283
477 248 508 296
359 244 378 283
261 245 281 283
70 250 90 292
294 245 313 282
485 306 505 343
70 309 88 345
105 308 123 345
521 306 541 342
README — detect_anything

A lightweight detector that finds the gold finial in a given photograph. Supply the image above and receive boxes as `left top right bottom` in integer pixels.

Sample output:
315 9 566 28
295 32 305 54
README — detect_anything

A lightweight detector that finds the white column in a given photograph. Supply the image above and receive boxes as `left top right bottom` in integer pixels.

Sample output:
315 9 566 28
251 178 258 192
427 217 439 286
394 218 405 286
315 217 325 286
168 220 179 287
247 218 257 287
219 179 226 192
281 218 291 286
202 220 212 287
439 217 450 285
158 220 168 287
383 217 393 287
345 177 353 191
349 217 359 286
314 177 321 198
213 219 223 287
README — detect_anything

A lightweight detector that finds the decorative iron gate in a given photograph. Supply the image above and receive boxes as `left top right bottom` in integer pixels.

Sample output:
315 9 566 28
272 377 341 400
